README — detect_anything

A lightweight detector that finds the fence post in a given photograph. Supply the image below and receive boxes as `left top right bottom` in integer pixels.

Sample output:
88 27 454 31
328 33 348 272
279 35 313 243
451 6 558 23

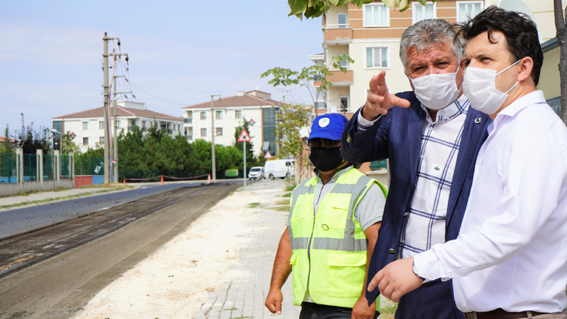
55 150 60 187
16 147 23 193
37 149 44 188
69 152 74 181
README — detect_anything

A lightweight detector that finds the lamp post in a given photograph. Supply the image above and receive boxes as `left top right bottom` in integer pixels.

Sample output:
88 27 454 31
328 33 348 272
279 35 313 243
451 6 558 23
211 94 220 182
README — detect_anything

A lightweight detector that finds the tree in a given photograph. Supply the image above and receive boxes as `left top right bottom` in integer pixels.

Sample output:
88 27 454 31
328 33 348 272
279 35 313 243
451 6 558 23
61 131 82 154
276 103 311 159
287 0 423 19
1 124 14 153
261 55 353 108
554 0 567 123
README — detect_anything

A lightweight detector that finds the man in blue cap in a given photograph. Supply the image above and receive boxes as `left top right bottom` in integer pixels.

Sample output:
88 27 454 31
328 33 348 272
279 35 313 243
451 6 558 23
265 113 387 319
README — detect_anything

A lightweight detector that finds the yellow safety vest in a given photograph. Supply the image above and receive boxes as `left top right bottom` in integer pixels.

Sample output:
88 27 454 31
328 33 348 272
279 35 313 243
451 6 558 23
288 166 387 308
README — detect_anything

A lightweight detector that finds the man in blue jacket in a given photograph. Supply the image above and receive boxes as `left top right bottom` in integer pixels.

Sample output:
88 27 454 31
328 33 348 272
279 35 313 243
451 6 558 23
340 19 490 319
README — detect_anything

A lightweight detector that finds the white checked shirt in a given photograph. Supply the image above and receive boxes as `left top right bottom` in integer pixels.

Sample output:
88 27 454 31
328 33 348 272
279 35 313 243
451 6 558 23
358 95 469 259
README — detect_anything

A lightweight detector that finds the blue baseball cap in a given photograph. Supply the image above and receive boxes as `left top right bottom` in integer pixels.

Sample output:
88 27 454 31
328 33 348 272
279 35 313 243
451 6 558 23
308 113 348 141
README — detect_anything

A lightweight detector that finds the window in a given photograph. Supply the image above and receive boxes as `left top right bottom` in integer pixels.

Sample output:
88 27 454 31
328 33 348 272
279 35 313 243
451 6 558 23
99 121 104 129
215 110 223 119
364 4 389 27
366 47 389 68
142 121 147 131
99 137 104 144
413 2 436 23
235 110 242 119
340 97 349 113
83 137 88 146
457 2 482 23
216 127 223 136
82 121 88 130
337 13 347 28
200 128 207 137
337 55 349 68
200 111 207 120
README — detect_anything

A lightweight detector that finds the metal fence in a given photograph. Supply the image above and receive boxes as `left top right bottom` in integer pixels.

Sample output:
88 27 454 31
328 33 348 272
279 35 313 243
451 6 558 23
75 157 104 176
23 153 38 182
44 153 54 181
0 153 17 183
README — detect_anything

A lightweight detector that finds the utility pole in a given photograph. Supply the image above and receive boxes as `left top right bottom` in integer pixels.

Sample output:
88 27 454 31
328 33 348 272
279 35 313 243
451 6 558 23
102 33 128 184
210 94 220 182
102 33 111 184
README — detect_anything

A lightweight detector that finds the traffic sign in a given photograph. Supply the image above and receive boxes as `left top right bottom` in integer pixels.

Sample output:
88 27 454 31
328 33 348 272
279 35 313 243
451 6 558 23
264 151 273 159
237 129 251 142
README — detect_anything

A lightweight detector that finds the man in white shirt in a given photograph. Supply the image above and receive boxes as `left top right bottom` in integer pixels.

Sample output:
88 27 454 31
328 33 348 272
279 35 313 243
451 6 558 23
369 6 567 319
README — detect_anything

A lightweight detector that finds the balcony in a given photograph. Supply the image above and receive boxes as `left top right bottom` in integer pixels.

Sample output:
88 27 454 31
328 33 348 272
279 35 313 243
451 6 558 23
325 70 353 86
186 135 193 140
184 118 192 124
324 27 352 44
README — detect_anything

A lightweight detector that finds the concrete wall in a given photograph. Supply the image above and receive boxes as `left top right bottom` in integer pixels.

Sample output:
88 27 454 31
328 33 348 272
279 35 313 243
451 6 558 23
0 180 75 197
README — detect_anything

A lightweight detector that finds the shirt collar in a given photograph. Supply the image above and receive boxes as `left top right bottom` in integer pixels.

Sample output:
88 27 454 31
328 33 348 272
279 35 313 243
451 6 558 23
421 94 469 124
315 164 352 184
489 90 546 134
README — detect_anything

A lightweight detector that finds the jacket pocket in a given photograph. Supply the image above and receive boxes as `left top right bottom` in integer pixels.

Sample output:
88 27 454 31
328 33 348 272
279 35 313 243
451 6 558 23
327 252 366 298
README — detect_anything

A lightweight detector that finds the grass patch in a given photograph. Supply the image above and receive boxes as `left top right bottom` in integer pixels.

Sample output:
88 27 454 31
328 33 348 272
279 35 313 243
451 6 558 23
284 184 297 192
248 202 261 208
282 192 292 198
230 316 252 319
223 307 238 311
274 205 290 212
380 301 398 314
275 200 289 206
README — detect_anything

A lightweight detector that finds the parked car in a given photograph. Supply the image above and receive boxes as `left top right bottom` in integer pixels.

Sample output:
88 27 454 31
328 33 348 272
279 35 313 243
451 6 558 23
264 159 295 180
248 167 265 180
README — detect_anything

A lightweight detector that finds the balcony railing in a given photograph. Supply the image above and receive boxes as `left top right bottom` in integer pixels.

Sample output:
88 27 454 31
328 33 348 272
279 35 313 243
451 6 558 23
186 135 193 140
184 118 192 123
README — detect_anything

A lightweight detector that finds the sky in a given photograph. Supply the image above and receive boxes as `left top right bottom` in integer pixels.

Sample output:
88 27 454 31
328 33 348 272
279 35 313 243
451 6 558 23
0 0 323 137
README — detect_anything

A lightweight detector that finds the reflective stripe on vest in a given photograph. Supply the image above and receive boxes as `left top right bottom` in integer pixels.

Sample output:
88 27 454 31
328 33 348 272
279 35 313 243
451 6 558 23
289 171 377 252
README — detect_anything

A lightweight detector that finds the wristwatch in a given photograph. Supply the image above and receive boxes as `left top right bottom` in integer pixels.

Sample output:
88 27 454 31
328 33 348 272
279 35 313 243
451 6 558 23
412 260 425 281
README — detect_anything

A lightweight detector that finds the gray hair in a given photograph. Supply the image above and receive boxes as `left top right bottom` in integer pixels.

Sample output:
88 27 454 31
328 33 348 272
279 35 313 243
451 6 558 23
400 19 462 70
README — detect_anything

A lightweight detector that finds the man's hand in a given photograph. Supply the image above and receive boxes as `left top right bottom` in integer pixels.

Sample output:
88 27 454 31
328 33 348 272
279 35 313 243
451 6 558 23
351 295 376 319
265 288 284 315
363 71 411 120
367 257 424 303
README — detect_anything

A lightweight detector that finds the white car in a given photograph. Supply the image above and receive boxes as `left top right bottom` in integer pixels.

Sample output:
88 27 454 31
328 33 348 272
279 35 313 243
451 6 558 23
264 159 295 180
248 167 265 180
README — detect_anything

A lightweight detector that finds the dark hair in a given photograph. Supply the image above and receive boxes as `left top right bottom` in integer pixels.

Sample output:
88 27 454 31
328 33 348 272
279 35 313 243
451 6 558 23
458 6 543 85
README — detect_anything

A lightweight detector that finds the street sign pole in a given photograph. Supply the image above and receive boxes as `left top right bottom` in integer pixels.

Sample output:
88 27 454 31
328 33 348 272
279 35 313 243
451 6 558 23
243 140 246 190
237 128 251 191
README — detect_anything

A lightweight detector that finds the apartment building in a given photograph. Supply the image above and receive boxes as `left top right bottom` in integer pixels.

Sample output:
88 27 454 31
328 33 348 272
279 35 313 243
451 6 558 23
52 101 183 153
181 90 283 157
320 0 559 113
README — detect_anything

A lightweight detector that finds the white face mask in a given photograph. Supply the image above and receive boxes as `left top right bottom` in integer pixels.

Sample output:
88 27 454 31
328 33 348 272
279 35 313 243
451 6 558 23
408 66 461 111
463 60 521 115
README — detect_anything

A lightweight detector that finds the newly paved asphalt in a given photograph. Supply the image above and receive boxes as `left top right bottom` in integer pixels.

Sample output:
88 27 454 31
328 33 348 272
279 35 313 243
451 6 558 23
0 181 220 239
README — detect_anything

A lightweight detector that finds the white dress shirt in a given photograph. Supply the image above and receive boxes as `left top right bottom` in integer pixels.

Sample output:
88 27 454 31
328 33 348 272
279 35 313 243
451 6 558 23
358 95 469 259
414 90 567 313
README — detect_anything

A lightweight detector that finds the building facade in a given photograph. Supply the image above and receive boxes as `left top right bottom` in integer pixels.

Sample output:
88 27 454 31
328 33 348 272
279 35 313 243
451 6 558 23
182 90 283 157
52 101 183 153
320 0 559 113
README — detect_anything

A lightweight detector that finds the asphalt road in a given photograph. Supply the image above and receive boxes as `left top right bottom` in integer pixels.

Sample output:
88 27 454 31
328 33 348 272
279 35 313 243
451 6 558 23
0 182 240 319
0 181 218 239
